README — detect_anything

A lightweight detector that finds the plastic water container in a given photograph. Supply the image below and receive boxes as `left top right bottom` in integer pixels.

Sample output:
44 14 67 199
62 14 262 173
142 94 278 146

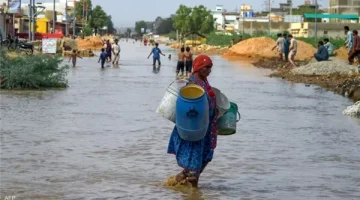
176 84 209 141
156 80 187 123
212 87 230 117
218 102 241 136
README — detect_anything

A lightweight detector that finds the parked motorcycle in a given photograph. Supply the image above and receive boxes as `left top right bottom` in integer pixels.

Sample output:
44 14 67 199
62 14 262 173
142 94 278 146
1 34 14 47
8 38 33 55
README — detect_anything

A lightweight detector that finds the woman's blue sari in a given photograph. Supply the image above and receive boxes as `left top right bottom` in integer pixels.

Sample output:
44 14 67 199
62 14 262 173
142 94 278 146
167 75 219 175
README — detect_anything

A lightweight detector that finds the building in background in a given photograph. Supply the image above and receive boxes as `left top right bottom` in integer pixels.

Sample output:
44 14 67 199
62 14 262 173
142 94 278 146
267 0 292 16
211 5 255 32
211 5 225 29
240 5 254 18
329 0 360 15
329 0 360 22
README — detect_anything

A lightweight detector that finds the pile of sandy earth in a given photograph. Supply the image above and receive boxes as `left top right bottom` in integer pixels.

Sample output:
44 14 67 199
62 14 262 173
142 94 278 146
76 36 104 50
291 58 357 75
224 37 317 61
334 47 349 61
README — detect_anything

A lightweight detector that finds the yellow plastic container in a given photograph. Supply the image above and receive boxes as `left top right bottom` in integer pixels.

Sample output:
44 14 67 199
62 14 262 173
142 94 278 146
180 84 204 99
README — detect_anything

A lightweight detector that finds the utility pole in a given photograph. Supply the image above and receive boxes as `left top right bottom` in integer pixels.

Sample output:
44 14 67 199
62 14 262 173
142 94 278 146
82 0 85 32
242 5 244 35
65 0 68 36
73 0 76 36
32 0 35 40
314 0 318 43
268 0 271 36
53 0 55 33
28 1 32 40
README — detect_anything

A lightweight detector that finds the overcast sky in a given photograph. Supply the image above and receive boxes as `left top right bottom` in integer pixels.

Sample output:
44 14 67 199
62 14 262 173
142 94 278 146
22 0 328 27
97 0 328 27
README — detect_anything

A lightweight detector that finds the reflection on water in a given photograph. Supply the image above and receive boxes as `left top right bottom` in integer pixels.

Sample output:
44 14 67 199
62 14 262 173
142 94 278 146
153 66 161 74
1 40 360 200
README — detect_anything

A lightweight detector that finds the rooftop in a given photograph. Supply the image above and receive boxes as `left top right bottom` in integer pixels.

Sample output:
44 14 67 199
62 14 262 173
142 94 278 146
304 13 359 19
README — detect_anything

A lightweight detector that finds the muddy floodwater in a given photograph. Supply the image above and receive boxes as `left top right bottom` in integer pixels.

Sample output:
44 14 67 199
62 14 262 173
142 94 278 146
1 41 360 200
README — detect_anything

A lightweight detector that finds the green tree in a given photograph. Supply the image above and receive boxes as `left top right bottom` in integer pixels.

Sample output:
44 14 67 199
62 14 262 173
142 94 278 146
126 28 132 37
75 0 92 21
107 15 116 34
173 5 192 35
83 25 93 36
90 5 107 34
190 5 214 34
155 16 174 34
135 20 147 35
173 5 214 36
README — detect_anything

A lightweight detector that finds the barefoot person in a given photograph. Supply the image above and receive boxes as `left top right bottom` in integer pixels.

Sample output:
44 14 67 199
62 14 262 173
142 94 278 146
98 48 107 68
105 40 112 63
147 43 165 67
184 47 193 77
176 47 185 77
112 39 120 65
288 34 297 68
68 49 82 67
272 33 285 61
283 34 290 61
168 55 219 188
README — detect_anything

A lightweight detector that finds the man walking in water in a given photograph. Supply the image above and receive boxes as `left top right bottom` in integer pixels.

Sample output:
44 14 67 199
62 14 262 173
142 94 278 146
185 47 193 77
288 34 297 68
112 39 120 65
147 43 165 67
104 40 112 63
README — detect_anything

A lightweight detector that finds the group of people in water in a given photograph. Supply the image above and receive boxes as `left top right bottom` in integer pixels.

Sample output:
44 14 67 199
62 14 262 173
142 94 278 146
69 38 121 68
98 39 121 68
146 42 194 78
176 46 193 77
272 26 360 68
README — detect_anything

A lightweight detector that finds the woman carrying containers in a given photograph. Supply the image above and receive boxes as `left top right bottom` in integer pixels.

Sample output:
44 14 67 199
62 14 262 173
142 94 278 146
167 55 219 187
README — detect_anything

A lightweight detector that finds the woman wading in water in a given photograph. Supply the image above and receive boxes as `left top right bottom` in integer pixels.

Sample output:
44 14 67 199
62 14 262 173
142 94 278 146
167 55 219 187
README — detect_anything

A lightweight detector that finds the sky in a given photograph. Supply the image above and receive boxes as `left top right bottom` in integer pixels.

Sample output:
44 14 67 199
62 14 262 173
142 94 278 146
93 0 328 27
21 0 328 27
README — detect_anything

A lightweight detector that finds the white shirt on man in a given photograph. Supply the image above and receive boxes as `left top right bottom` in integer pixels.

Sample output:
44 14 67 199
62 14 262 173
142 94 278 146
112 43 120 54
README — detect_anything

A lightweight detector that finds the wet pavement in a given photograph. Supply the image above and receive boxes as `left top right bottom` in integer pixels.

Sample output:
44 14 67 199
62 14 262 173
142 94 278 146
1 40 360 200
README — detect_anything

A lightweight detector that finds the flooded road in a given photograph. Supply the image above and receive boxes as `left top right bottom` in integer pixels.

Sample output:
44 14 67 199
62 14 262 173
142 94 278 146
1 40 360 200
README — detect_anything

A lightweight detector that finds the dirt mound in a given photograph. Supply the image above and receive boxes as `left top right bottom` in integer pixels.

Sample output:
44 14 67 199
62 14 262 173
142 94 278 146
76 36 104 50
170 43 181 48
292 58 357 75
223 37 316 61
335 47 348 61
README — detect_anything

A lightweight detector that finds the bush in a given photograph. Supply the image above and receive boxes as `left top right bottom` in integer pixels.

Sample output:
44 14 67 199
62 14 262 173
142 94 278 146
0 49 69 89
296 37 345 49
206 32 244 46
165 31 177 40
